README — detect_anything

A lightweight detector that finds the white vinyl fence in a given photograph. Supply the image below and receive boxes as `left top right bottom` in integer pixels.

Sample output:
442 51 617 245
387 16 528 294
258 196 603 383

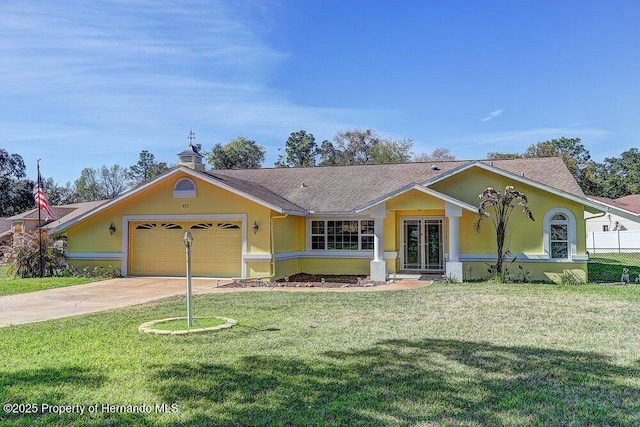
587 230 640 253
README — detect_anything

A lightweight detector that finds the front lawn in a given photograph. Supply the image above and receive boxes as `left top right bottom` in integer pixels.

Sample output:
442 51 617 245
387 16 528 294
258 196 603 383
0 267 94 296
1 283 638 426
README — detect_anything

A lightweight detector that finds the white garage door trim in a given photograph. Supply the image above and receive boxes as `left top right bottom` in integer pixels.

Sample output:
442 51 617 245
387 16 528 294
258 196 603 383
122 214 248 278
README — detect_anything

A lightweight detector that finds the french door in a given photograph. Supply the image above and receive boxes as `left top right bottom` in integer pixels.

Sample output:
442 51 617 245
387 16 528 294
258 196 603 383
401 218 444 272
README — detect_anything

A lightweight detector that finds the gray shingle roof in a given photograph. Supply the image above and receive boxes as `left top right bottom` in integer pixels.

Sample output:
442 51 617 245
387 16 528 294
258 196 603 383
589 195 640 215
10 201 109 227
208 157 584 213
205 172 307 214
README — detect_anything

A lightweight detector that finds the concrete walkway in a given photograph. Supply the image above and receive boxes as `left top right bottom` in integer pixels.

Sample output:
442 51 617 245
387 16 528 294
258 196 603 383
0 277 431 327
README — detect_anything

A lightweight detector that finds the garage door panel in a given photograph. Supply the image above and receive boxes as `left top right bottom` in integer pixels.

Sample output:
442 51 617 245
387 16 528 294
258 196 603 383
129 221 242 277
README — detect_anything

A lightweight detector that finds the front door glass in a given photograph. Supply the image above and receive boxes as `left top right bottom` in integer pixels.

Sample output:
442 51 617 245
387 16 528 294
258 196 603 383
402 218 443 271
403 220 421 269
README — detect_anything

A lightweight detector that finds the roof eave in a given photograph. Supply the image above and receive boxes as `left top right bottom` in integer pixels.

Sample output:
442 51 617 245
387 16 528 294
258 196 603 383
427 160 606 211
50 167 306 233
353 183 478 214
585 197 640 221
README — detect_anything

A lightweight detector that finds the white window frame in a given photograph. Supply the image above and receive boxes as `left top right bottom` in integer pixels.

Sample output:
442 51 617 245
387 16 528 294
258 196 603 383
173 178 196 198
308 218 375 251
543 208 576 260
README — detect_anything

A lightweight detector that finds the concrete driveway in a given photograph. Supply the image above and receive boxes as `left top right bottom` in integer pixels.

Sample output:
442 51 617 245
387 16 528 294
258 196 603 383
0 277 431 327
0 277 233 327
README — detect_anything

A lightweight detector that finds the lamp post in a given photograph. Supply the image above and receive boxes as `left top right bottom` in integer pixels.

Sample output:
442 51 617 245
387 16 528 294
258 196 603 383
183 230 194 326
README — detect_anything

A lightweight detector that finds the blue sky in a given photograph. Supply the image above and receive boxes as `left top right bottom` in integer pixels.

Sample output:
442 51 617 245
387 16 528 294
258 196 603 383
2 0 639 185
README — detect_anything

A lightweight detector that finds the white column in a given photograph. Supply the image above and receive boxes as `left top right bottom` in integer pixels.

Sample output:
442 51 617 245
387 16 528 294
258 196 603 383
445 202 463 282
373 218 384 262
369 203 387 282
448 216 460 262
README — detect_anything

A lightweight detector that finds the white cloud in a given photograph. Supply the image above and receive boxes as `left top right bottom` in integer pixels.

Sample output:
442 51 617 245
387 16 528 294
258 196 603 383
480 109 504 122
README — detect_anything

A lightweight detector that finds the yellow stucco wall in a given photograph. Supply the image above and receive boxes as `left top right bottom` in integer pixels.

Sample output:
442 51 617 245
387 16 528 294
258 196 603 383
272 214 303 253
274 258 301 279
298 258 370 276
65 170 275 276
431 167 587 256
67 171 272 253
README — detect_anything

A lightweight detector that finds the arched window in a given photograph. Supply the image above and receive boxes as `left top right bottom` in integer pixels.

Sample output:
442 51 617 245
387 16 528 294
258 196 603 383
173 178 196 198
543 208 576 260
550 213 569 259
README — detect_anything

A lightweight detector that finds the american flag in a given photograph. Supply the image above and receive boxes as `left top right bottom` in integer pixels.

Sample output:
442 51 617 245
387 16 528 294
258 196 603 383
35 165 53 221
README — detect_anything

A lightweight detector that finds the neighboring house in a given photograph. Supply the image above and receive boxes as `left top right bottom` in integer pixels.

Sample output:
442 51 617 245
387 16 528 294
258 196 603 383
39 146 615 283
586 195 640 232
6 201 107 249
585 195 640 251
0 218 12 245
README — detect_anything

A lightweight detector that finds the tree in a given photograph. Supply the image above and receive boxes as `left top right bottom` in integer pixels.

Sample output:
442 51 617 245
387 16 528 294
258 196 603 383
0 149 34 216
413 148 457 162
485 152 522 160
370 138 414 163
599 148 640 198
41 177 77 206
1 230 65 277
99 164 130 199
474 185 535 278
484 137 602 195
73 168 103 202
317 139 341 166
318 128 413 166
523 137 594 190
206 136 266 169
71 165 131 202
128 150 170 186
275 130 318 167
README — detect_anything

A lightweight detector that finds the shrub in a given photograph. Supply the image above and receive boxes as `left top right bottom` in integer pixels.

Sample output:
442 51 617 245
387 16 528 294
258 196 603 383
1 230 66 277
56 265 122 279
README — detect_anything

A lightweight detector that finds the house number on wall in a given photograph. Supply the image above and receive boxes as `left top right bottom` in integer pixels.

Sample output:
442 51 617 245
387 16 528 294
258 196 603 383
182 204 190 209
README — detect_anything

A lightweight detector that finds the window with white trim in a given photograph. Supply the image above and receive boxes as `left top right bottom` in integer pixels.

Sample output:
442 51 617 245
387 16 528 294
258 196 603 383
173 178 196 198
311 220 375 250
549 213 569 259
543 208 577 260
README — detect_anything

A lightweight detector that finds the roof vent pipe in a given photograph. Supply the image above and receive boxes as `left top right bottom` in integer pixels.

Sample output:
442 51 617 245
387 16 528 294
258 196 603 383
431 164 440 171
300 181 307 188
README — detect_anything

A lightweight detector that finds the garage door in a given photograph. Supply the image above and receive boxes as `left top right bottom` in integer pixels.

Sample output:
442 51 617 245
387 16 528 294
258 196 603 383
129 221 242 277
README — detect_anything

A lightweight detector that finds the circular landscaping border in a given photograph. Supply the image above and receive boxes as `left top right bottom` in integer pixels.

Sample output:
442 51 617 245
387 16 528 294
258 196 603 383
139 316 238 335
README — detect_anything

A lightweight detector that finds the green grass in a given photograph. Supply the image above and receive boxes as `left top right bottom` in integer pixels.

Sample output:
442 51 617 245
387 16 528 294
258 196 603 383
150 317 227 331
0 283 639 426
588 252 640 282
0 267 94 296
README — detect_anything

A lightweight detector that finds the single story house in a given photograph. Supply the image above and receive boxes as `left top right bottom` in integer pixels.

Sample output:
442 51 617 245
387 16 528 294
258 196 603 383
34 145 616 282
586 195 640 232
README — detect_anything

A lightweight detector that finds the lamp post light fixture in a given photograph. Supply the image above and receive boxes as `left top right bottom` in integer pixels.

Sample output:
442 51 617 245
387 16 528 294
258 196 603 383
183 230 194 327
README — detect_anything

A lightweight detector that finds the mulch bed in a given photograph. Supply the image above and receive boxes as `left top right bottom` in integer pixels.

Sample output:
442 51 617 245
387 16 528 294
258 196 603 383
219 273 379 288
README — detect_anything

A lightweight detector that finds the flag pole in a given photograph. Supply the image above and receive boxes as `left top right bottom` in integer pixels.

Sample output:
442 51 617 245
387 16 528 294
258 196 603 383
37 159 43 278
